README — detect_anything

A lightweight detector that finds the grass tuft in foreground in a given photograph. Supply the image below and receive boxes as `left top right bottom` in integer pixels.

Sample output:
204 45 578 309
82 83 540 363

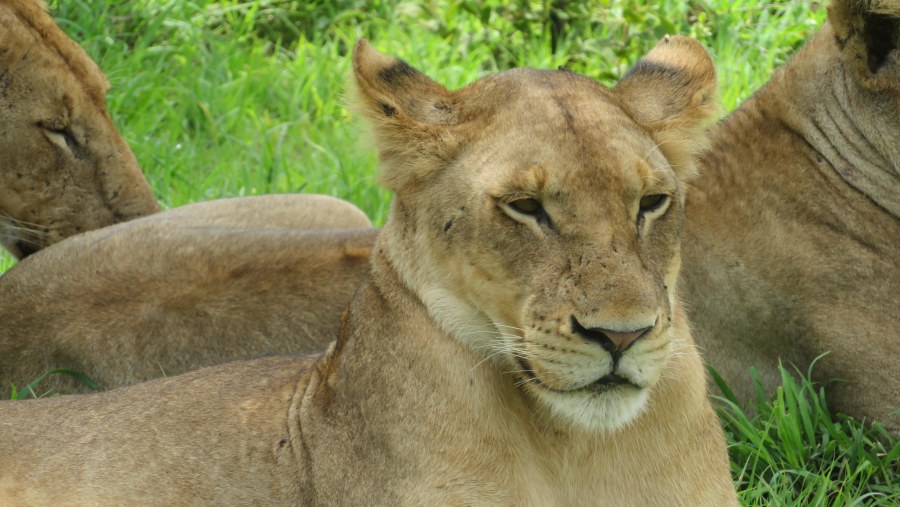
712 360 900 506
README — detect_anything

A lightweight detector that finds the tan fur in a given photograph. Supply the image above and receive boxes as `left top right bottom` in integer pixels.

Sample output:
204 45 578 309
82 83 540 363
0 194 375 395
0 39 736 505
0 0 158 258
681 0 900 428
141 193 373 230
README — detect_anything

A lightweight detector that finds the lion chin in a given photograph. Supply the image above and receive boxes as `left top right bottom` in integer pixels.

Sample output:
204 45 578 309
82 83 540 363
532 381 652 431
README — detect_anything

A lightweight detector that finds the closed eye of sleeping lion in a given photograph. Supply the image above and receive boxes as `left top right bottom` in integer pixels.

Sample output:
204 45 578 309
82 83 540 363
680 0 900 429
0 0 158 259
0 194 375 396
0 38 737 505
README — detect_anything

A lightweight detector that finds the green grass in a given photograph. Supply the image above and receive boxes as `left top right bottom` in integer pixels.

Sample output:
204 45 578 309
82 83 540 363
6 369 99 400
713 361 900 506
5 0 897 504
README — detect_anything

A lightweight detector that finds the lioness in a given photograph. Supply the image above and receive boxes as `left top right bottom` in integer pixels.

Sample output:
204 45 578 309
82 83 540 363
680 0 900 428
0 38 737 504
0 0 159 258
0 194 375 396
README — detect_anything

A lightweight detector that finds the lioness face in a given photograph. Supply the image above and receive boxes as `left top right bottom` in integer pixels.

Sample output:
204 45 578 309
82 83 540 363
432 75 684 430
354 37 716 431
0 2 158 258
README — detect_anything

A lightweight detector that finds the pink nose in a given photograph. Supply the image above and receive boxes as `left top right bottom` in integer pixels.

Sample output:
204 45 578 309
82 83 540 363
570 317 652 352
600 328 649 351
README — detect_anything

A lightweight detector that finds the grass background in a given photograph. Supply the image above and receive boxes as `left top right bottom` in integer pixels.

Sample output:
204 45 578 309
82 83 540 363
3 0 898 504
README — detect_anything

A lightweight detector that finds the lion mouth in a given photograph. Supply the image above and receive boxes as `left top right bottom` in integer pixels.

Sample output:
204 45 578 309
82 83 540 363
581 374 638 393
594 374 631 387
515 357 640 393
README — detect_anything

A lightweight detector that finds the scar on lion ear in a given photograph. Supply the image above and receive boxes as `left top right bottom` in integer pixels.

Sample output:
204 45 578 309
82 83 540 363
613 35 719 180
350 39 460 191
828 0 900 93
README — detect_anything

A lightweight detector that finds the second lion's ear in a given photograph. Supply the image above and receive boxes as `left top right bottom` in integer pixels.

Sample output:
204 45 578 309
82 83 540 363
828 0 900 94
613 36 719 181
350 40 461 191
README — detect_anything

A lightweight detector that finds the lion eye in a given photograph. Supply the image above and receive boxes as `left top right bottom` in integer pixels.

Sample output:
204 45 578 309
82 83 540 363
47 128 79 149
39 121 79 152
638 194 668 213
509 198 543 216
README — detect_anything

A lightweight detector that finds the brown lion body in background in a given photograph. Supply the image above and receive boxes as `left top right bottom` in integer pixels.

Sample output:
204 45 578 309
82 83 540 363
681 0 900 428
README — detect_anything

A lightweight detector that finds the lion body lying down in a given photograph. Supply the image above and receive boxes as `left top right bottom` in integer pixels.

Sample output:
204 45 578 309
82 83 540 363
0 39 736 505
681 0 900 427
0 194 374 395
138 193 373 230
0 0 158 258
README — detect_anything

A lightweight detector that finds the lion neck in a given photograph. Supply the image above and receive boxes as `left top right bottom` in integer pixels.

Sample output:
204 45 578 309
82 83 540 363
300 215 718 504
772 25 900 218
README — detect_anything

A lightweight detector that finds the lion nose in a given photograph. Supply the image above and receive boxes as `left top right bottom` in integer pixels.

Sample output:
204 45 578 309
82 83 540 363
570 316 652 353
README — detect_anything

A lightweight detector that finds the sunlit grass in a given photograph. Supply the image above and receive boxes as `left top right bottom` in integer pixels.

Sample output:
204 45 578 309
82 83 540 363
0 252 13 272
712 360 900 505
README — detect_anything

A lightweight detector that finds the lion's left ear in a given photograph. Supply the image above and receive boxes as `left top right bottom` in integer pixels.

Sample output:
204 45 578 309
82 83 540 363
350 39 461 191
613 36 719 180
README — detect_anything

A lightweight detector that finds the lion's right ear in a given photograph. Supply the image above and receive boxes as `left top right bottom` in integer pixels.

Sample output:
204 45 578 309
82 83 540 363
350 40 461 191
613 36 719 180
828 0 900 94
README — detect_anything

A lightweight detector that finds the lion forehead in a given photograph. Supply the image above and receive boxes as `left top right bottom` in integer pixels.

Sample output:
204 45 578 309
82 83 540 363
469 70 634 135
462 75 667 185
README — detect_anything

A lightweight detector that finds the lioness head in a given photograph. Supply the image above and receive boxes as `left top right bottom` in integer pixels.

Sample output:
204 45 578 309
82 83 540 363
0 0 158 258
353 37 717 431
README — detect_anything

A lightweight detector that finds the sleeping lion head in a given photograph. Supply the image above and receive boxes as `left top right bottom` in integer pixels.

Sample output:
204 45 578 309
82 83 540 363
0 0 158 258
